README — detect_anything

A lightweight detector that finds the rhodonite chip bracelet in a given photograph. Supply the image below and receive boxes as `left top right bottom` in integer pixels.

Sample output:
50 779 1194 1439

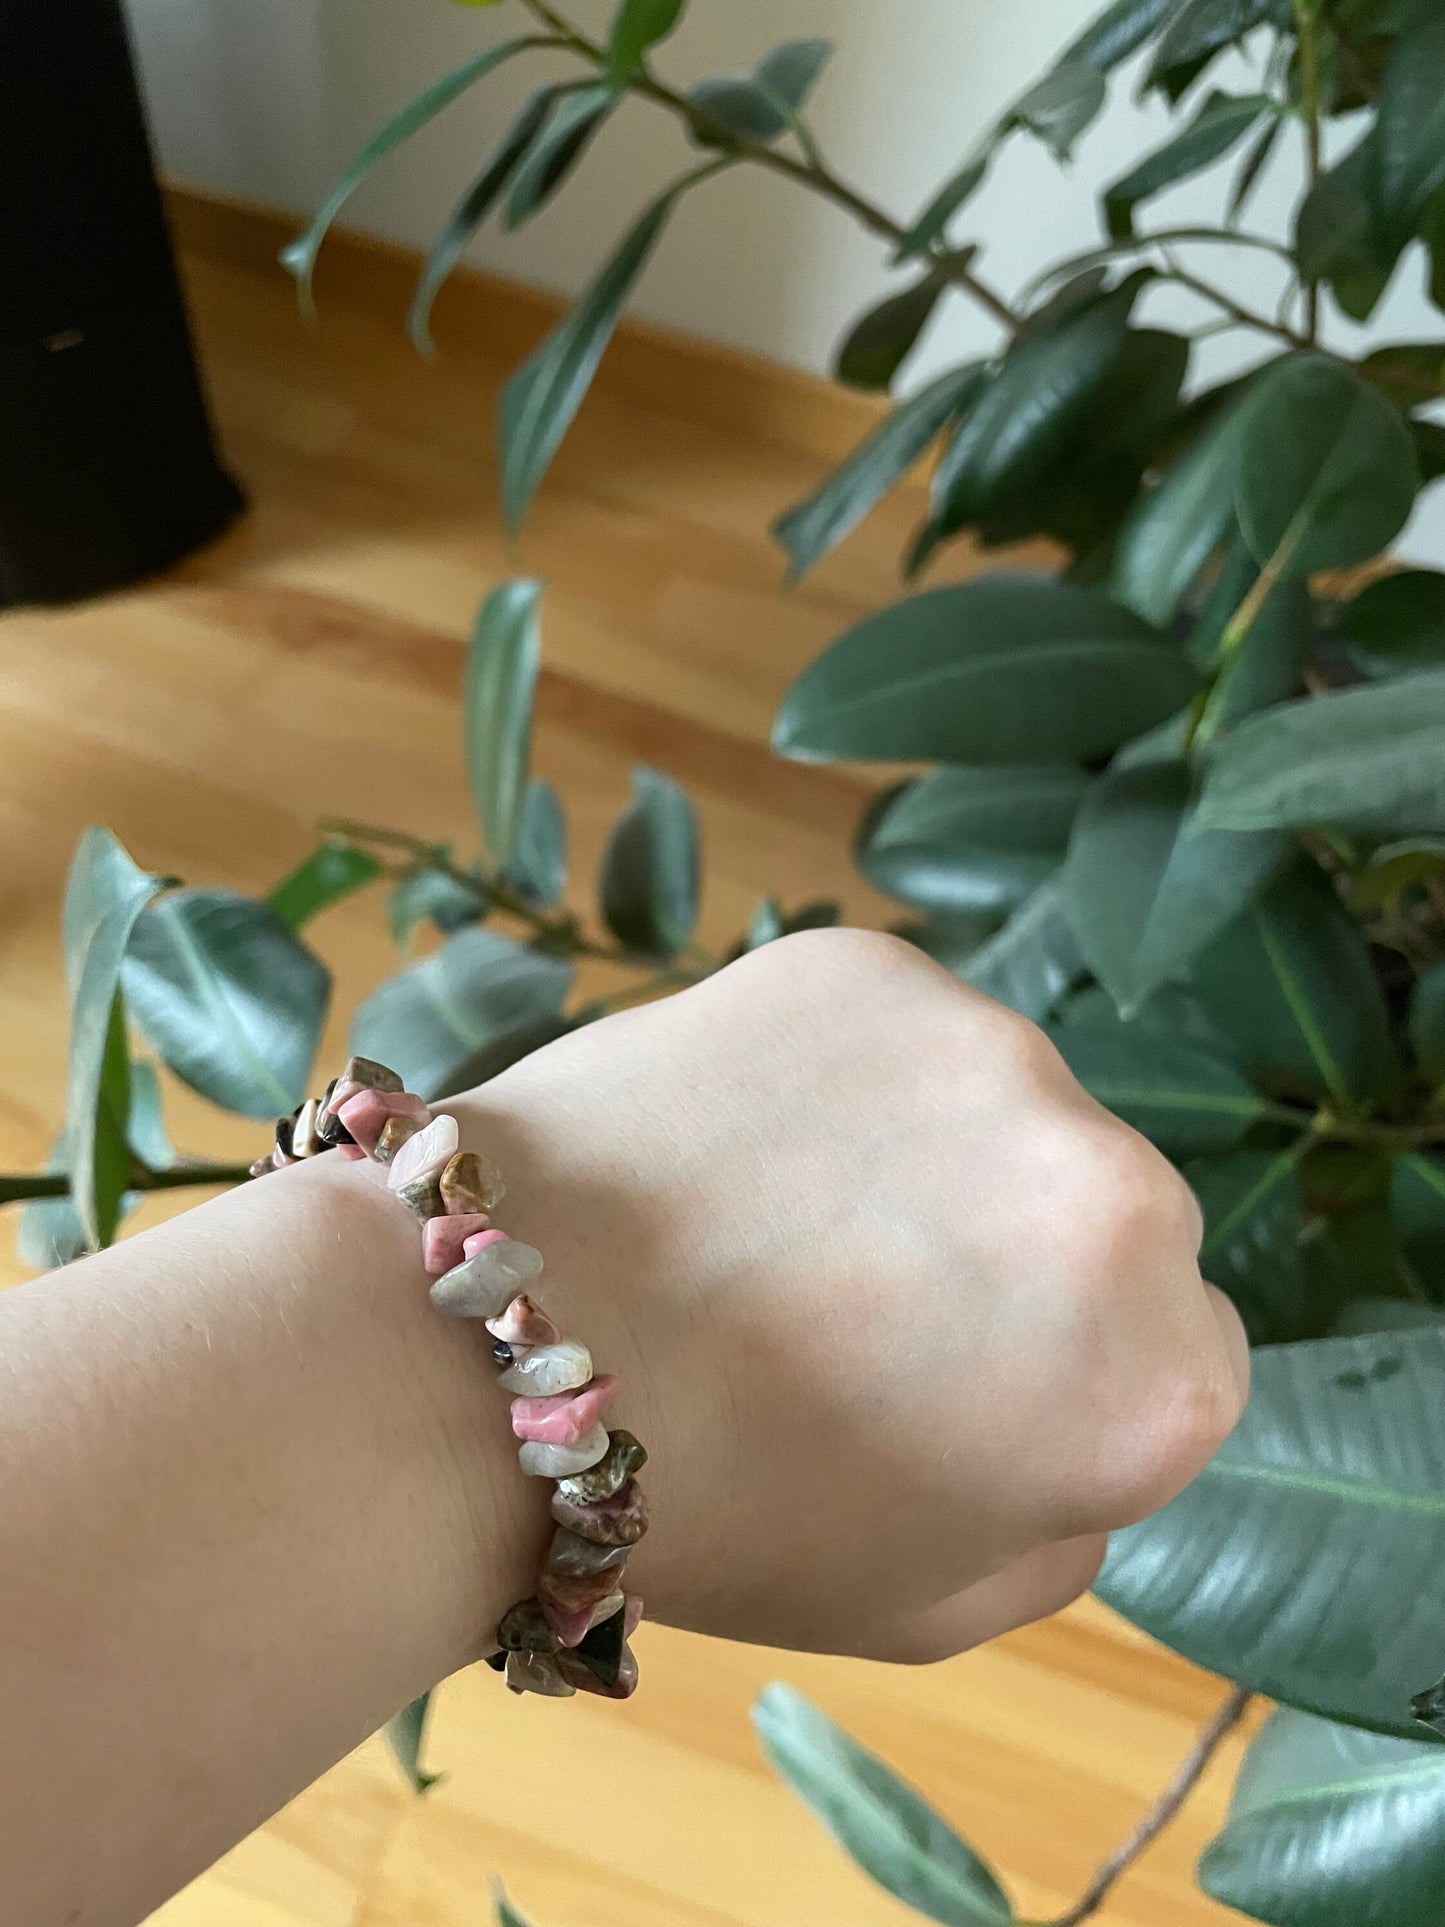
249 1055 646 1701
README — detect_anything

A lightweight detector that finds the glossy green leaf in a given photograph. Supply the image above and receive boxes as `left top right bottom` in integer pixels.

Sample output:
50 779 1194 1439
505 84 616 230
1334 1298 1445 1337
1196 672 1445 838
125 1059 175 1172
384 1692 440 1794
1337 570 1445 679
1059 0 1189 71
859 766 1088 916
753 1684 1013 1925
1200 1708 1445 1925
895 157 989 260
1391 1153 1445 1296
61 829 166 1248
1295 131 1401 322
494 1884 538 1927
931 287 1135 536
1007 62 1106 161
1235 356 1419 577
498 175 697 531
1188 1148 1314 1344
409 86 561 355
387 866 488 950
961 879 1085 1021
773 364 985 582
1373 0 1445 244
503 779 567 908
281 38 536 311
687 39 831 144
351 925 572 1099
599 767 699 958
266 843 383 930
1190 859 1396 1105
1227 110 1282 221
773 575 1198 765
1098 1325 1445 1738
122 890 331 1119
834 273 948 393
1410 963 1445 1080
1104 91 1273 238
1358 342 1445 409
1144 0 1283 92
1064 755 1287 1013
1050 1012 1268 1155
606 0 683 82
466 579 542 867
1195 567 1315 727
1111 374 1270 625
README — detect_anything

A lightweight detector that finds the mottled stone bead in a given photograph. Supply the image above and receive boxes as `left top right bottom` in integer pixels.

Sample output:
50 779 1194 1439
539 1600 598 1648
539 1558 629 1621
497 1597 561 1654
505 1650 575 1698
387 1113 459 1191
555 1642 639 1701
430 1242 543 1320
510 1375 619 1447
550 1477 648 1547
422 1212 492 1277
337 1055 404 1098
498 1338 591 1396
553 1429 648 1505
291 1098 322 1158
518 1423 610 1480
546 1527 631 1580
374 1114 421 1167
395 1169 445 1224
439 1150 506 1216
336 1088 427 1159
485 1294 558 1349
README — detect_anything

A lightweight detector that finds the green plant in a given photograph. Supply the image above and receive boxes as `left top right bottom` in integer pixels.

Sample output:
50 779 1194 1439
9 0 1445 1918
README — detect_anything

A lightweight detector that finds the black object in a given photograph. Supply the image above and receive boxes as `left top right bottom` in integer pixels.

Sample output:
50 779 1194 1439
0 0 244 607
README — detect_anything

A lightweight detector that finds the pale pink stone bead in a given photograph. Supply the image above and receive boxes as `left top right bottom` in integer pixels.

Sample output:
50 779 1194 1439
540 1600 596 1648
422 1213 493 1277
463 1227 509 1260
337 1144 368 1162
387 1112 459 1191
321 1076 364 1120
510 1375 619 1447
336 1089 428 1158
486 1294 559 1348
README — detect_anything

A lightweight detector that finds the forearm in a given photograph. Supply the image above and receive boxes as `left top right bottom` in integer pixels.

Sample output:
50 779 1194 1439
0 1138 532 1927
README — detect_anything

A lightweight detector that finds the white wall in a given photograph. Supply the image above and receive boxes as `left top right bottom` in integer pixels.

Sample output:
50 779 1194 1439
125 0 1444 553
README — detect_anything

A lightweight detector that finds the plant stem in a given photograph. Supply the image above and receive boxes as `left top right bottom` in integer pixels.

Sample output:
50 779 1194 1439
0 1161 255 1207
1052 1685 1253 1926
1291 0 1323 343
1157 254 1310 350
516 0 1022 334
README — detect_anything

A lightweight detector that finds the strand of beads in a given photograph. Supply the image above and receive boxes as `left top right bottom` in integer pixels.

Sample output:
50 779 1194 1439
252 1055 645 1701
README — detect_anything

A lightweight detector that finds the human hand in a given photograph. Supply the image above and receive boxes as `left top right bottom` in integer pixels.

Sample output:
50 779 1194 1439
452 929 1247 1663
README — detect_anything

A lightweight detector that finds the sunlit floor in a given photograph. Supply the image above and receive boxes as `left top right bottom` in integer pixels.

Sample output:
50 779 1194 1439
0 207 1259 1925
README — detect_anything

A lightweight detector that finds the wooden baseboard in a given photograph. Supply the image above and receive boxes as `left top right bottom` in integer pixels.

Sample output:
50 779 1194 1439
163 183 888 468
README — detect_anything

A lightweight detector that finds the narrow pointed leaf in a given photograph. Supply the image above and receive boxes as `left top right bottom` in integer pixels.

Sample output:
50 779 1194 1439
504 83 616 230
126 1060 175 1172
503 779 567 908
388 867 488 950
961 878 1085 1021
599 768 699 958
773 363 985 581
61 828 166 1248
1097 1326 1445 1739
1190 858 1396 1106
773 575 1198 765
895 156 989 260
1227 111 1281 221
352 926 572 1099
1195 672 1445 838
1007 62 1106 161
495 1884 538 1927
1200 1708 1445 1924
1060 0 1189 71
281 38 536 310
1144 0 1282 91
384 1693 440 1793
123 891 331 1119
1103 91 1273 239
753 1684 1013 1926
266 843 383 930
607 0 684 82
1374 0 1445 244
834 272 948 392
499 177 694 531
466 579 542 867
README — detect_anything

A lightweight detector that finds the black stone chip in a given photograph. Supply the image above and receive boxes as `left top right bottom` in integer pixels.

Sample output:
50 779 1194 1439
574 1603 626 1687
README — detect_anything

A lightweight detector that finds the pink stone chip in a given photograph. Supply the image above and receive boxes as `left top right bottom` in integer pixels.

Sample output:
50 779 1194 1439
486 1294 559 1348
540 1600 595 1648
510 1374 619 1447
387 1112 459 1191
335 1089 429 1158
422 1213 493 1277
463 1227 509 1260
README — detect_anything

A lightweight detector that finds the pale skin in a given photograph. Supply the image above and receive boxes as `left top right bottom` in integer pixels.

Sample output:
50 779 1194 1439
0 929 1248 1927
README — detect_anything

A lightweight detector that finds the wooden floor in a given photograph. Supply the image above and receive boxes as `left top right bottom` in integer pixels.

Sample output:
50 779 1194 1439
0 209 1261 1926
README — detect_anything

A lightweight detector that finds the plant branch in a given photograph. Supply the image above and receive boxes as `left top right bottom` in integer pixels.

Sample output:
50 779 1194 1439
0 1160 256 1207
1291 0 1323 343
1157 251 1310 350
1052 1685 1253 1926
515 0 1021 334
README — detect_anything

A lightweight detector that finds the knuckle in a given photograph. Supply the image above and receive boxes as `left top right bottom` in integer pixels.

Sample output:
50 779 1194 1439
1064 1121 1184 1278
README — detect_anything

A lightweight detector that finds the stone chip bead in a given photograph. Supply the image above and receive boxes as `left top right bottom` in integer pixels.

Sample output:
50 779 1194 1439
553 1429 648 1506
498 1339 592 1396
550 1477 648 1547
518 1423 610 1480
539 1556 629 1620
395 1170 445 1224
546 1527 631 1580
387 1112 460 1192
505 1650 575 1698
510 1375 619 1447
497 1597 561 1654
422 1213 493 1278
485 1295 558 1349
439 1149 506 1216
556 1643 639 1700
336 1088 428 1160
430 1240 544 1320
374 1114 421 1167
